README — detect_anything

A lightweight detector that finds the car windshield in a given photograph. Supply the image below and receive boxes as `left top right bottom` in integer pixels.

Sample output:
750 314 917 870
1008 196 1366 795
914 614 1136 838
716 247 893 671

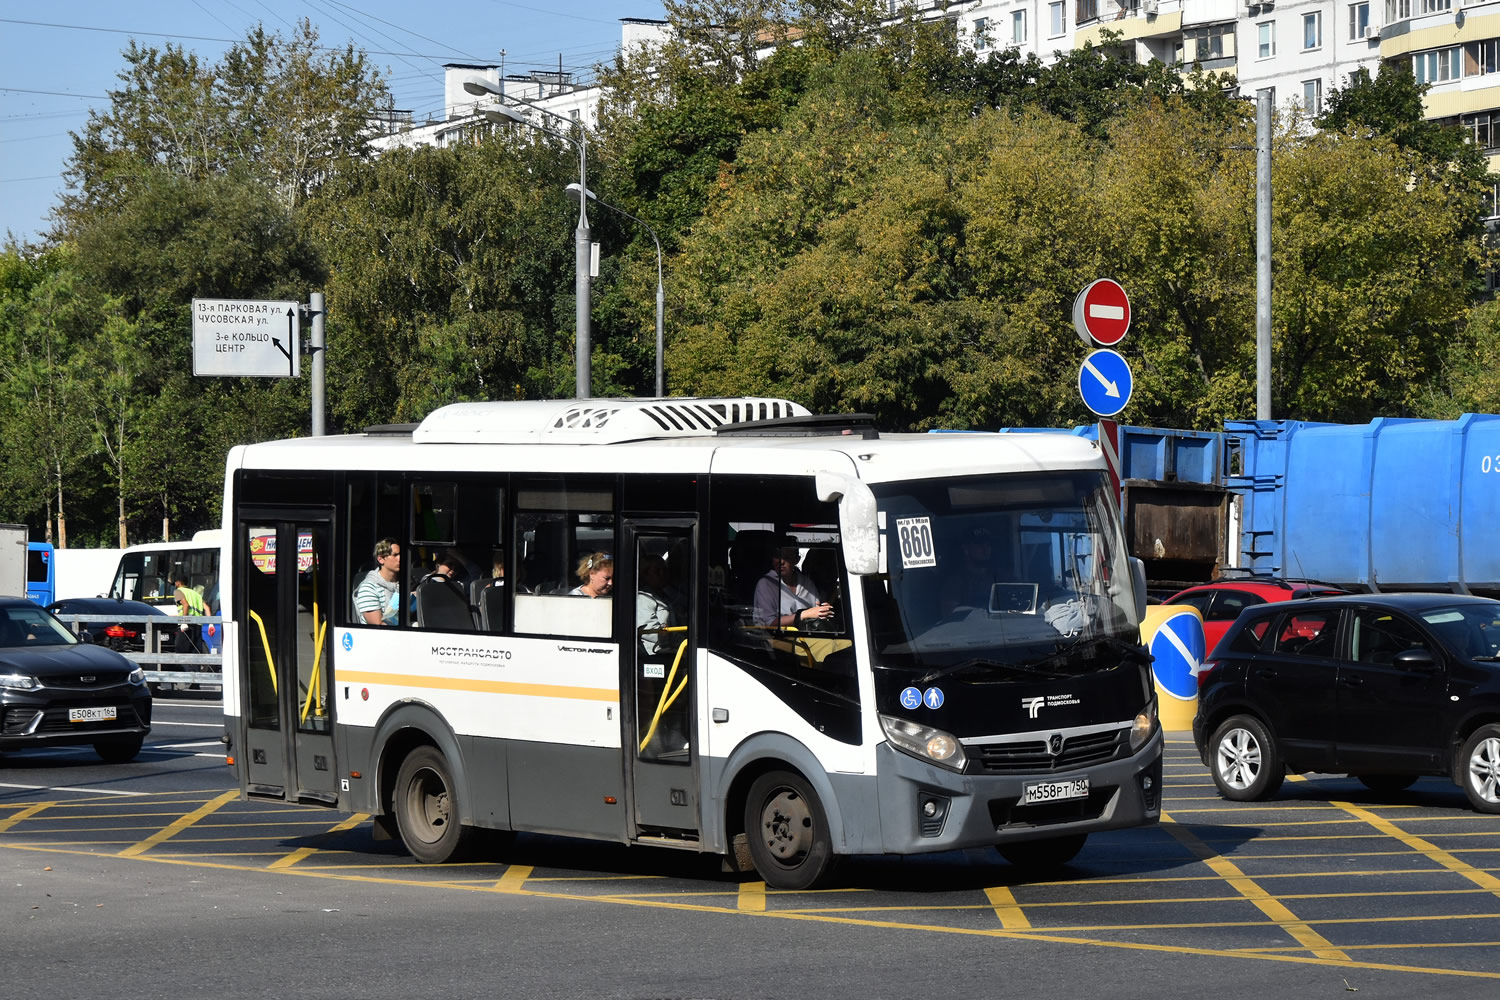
1421 604 1500 659
0 606 77 648
862 470 1141 674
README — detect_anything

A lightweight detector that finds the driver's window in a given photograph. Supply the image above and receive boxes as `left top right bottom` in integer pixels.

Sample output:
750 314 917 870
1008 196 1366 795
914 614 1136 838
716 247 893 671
708 475 855 679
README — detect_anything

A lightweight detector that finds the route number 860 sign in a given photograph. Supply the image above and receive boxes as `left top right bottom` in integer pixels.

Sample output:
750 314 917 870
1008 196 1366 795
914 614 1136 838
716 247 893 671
895 516 937 569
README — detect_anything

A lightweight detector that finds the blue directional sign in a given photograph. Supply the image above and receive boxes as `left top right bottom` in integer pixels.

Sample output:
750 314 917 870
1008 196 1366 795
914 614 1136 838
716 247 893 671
1078 348 1133 418
1148 610 1206 701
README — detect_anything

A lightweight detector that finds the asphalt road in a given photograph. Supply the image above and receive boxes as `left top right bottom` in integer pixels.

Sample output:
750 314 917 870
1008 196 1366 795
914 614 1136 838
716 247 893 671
4 712 1499 999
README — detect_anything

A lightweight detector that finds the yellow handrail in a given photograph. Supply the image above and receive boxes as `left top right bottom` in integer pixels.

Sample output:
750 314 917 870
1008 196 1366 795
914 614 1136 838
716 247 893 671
247 609 276 695
637 626 689 752
300 616 328 724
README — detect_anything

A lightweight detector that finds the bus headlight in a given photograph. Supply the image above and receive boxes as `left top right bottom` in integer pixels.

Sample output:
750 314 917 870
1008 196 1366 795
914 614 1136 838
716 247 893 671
880 714 968 772
1130 699 1158 752
0 672 39 691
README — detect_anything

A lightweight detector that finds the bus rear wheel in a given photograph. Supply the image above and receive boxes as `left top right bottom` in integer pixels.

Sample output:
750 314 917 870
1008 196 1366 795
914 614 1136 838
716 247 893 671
393 746 474 864
744 770 839 890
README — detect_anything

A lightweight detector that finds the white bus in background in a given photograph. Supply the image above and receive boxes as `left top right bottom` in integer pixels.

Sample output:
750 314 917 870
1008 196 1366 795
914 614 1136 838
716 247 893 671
219 398 1162 889
107 530 223 613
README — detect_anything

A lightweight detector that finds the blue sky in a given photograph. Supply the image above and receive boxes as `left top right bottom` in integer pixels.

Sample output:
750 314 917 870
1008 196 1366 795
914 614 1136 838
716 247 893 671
0 1 665 246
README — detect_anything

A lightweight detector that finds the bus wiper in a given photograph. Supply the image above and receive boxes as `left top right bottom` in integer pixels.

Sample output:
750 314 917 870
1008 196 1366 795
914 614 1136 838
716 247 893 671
916 658 1065 686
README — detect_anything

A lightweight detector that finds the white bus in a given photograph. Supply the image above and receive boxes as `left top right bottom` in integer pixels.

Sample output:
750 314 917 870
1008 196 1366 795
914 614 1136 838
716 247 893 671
108 530 223 613
219 398 1161 888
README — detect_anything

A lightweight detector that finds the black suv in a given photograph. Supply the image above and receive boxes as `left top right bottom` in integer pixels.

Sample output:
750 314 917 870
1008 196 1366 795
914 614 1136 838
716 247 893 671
1193 593 1500 813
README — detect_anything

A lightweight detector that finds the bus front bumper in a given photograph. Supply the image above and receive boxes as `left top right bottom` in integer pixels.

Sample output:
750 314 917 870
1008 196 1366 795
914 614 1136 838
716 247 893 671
869 727 1163 855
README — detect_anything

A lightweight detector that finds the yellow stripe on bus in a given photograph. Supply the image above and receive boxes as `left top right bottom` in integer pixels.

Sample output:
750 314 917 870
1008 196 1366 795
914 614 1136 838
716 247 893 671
338 670 618 702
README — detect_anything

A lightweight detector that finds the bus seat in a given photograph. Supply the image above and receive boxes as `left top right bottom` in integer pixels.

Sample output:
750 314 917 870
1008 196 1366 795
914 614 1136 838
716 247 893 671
416 575 477 631
728 530 777 607
523 521 570 594
479 584 506 632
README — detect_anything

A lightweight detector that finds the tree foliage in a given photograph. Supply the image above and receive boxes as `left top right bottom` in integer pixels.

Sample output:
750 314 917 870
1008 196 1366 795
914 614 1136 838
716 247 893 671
3 7 1497 547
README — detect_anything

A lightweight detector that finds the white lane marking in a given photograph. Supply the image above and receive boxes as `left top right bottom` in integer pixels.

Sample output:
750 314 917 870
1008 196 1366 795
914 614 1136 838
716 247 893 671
154 741 224 749
152 722 225 728
0 782 147 796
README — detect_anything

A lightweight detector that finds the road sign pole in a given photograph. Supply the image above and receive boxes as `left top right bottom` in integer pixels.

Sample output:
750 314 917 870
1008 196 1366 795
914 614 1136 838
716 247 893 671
310 291 325 437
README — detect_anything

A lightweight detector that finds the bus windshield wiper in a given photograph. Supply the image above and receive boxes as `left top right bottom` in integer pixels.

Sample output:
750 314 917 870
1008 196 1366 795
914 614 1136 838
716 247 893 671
916 658 1066 686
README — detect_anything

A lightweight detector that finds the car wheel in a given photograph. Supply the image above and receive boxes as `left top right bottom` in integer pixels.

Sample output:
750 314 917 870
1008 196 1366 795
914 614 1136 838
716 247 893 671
393 746 477 863
94 736 144 763
1210 715 1284 801
1356 774 1417 793
998 833 1088 870
744 770 840 890
1458 724 1500 814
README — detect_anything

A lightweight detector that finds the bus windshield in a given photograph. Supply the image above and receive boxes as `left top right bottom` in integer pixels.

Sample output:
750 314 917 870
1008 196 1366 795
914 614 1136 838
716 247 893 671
108 543 221 613
863 470 1140 674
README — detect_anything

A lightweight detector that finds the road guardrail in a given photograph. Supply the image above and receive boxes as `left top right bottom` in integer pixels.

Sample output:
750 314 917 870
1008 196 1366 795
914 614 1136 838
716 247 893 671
52 612 223 687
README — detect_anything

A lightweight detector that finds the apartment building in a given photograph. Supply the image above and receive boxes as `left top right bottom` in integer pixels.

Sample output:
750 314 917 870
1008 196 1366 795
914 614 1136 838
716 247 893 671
376 5 1500 178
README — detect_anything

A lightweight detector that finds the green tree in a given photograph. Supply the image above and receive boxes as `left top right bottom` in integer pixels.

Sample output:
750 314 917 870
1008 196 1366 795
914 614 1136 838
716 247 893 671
60 19 388 231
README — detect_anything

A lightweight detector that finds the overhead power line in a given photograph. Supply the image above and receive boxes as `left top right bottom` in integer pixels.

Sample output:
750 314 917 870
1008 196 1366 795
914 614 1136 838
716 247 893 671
0 17 473 59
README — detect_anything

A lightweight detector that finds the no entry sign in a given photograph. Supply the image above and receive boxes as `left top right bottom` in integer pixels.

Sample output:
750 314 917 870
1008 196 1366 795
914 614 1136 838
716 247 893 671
1072 278 1131 347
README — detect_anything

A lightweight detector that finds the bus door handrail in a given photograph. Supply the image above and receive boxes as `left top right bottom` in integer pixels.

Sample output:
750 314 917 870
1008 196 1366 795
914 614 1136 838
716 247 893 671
638 626 689 752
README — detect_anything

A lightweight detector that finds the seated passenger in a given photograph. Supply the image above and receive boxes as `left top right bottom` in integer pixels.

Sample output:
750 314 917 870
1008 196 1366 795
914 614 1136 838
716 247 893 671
570 552 614 598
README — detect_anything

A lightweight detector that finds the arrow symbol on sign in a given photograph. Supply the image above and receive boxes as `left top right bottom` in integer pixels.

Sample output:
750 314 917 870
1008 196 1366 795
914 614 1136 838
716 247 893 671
1082 357 1120 398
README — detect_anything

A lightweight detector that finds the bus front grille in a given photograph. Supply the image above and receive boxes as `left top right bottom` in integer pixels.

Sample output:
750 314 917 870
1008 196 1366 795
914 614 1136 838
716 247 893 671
972 727 1127 774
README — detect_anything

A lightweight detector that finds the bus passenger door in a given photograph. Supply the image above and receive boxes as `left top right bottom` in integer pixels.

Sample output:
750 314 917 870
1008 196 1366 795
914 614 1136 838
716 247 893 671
621 520 699 839
237 511 339 805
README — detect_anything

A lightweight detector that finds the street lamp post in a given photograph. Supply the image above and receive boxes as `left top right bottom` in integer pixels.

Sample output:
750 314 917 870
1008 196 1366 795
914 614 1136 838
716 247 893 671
566 183 665 397
464 78 591 398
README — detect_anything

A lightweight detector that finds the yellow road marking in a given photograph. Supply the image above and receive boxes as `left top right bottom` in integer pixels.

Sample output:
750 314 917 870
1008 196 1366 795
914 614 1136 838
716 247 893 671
738 880 767 911
1162 810 1352 962
495 864 533 891
117 791 238 858
1329 800 1500 897
267 813 367 870
0 802 53 832
5 840 1500 981
984 885 1031 929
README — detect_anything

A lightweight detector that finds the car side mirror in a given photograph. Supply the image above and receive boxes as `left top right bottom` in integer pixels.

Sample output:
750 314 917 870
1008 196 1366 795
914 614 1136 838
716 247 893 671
1393 648 1437 671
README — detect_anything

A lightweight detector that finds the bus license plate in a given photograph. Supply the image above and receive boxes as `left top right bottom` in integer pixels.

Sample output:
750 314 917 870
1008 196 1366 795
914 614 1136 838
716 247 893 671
69 706 117 723
1022 778 1088 805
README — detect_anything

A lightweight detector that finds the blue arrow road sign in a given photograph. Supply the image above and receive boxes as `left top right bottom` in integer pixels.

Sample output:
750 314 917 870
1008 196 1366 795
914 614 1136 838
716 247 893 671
1078 348 1132 417
1149 610 1206 701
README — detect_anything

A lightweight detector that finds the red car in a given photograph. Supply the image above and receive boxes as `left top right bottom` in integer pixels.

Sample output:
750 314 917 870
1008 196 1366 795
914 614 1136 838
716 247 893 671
1162 579 1346 655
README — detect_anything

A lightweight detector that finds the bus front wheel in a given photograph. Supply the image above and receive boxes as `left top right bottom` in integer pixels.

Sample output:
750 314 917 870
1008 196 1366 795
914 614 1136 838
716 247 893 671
744 770 839 890
393 746 474 864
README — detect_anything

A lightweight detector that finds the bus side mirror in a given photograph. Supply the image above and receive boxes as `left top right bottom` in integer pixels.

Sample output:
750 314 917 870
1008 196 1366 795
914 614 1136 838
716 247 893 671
815 471 879 576
1130 557 1148 623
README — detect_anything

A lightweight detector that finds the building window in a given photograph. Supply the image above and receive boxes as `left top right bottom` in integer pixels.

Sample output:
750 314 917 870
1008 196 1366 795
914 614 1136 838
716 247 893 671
1414 47 1461 84
1077 0 1099 23
1303 11 1322 50
1050 2 1065 36
1420 0 1452 12
1465 40 1500 76
1386 0 1412 20
974 16 990 49
1302 78 1323 115
1349 2 1370 39
1463 111 1498 150
1258 21 1276 59
1183 24 1235 63
1012 9 1027 44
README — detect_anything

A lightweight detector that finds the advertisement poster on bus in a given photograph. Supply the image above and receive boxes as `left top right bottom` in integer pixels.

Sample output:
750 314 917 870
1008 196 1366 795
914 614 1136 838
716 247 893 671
249 531 314 575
